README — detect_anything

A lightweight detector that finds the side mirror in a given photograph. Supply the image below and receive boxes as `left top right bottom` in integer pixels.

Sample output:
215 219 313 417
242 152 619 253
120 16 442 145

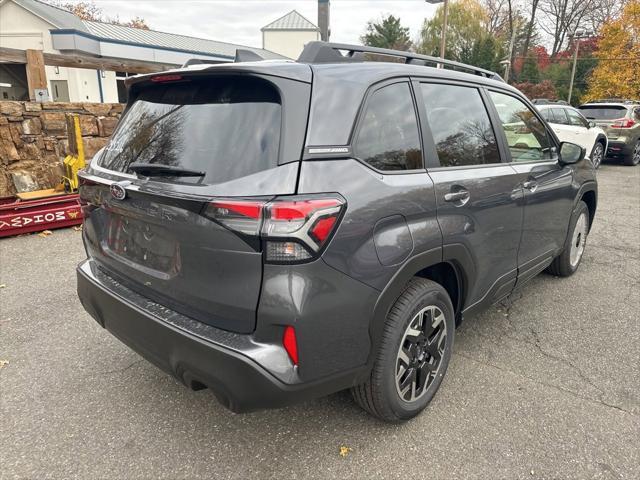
588 121 596 128
559 142 585 165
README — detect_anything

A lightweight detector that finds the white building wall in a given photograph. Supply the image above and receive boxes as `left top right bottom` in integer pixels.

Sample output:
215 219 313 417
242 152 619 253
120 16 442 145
0 0 116 102
263 30 319 60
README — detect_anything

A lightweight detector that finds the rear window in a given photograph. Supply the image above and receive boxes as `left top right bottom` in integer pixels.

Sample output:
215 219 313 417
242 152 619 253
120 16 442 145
99 76 282 184
578 105 628 120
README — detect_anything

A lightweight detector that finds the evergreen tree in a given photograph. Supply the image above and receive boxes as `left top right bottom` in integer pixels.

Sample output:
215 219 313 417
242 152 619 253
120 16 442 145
361 15 412 51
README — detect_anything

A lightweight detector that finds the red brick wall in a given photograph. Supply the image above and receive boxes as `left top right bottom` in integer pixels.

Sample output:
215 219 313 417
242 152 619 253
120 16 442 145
0 101 124 197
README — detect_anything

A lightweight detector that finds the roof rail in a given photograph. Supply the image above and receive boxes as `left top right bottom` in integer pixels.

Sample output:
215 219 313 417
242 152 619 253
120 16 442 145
588 98 640 104
297 41 504 82
532 98 569 105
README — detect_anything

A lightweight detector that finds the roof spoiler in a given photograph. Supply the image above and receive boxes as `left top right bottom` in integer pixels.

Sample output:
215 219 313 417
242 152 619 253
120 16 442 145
182 49 266 68
297 41 504 82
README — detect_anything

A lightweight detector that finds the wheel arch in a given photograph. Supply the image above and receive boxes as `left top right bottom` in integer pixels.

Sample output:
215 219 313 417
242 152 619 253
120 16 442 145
367 247 470 372
594 133 607 150
579 187 597 232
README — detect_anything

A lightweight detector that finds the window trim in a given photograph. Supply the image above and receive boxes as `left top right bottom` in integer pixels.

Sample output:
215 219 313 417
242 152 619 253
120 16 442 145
484 87 561 166
350 78 426 175
413 80 506 170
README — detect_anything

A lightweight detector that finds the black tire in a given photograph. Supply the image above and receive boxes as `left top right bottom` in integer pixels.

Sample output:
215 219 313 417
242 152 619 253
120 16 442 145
351 278 455 422
622 140 640 166
547 201 589 277
590 141 605 169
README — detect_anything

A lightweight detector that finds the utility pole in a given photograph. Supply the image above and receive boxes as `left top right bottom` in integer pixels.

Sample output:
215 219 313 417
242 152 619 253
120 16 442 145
318 0 330 42
425 0 450 67
439 0 449 59
568 29 592 104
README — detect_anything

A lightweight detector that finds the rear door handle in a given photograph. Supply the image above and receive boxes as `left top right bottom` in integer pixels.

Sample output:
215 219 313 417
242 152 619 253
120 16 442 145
444 190 470 203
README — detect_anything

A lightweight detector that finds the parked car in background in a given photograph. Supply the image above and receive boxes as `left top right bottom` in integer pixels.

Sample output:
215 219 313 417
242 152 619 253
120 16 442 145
578 100 640 166
536 103 608 169
76 42 597 422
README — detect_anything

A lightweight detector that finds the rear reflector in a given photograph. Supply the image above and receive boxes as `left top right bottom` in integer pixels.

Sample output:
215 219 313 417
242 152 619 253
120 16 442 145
283 326 299 366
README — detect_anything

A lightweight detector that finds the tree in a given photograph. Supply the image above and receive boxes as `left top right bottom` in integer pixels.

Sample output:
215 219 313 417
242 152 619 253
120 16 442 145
521 0 541 59
538 0 600 56
584 0 640 101
464 35 506 72
361 15 412 51
47 1 150 29
418 0 490 58
511 80 558 99
480 0 509 35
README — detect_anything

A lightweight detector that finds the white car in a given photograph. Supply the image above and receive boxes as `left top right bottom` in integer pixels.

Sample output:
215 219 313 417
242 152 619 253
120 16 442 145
536 103 608 168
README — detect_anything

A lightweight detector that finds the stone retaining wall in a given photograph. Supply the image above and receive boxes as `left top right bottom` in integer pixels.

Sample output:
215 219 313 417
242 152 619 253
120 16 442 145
0 101 123 198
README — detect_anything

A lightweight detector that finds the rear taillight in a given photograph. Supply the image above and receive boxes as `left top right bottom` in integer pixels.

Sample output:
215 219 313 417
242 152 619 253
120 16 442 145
204 195 345 263
611 118 636 128
207 200 265 236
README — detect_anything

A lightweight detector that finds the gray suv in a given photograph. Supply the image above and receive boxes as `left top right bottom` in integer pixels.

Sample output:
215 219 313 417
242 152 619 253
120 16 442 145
77 43 598 422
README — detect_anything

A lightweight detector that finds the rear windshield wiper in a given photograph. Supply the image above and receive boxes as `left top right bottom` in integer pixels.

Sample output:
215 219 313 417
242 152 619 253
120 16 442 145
129 162 206 177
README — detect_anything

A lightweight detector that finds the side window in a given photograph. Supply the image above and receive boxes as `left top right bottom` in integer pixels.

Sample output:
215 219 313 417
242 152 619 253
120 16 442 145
354 82 422 171
551 108 569 125
540 109 552 122
489 91 555 163
566 108 589 128
633 107 640 121
420 83 500 167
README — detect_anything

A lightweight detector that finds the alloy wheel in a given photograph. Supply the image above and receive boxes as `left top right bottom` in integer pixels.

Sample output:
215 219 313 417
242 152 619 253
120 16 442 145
592 143 604 169
569 212 588 267
633 142 640 165
395 305 447 402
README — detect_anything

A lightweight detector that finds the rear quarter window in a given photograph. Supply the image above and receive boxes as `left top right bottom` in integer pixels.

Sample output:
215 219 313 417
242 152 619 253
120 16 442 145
354 82 422 171
99 76 282 185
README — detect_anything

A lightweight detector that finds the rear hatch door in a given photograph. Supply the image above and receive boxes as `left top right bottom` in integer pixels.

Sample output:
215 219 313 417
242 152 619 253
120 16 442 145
81 68 311 333
578 104 631 139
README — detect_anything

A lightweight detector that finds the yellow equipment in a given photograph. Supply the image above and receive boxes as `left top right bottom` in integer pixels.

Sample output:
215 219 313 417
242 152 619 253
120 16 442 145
62 113 85 193
14 113 85 201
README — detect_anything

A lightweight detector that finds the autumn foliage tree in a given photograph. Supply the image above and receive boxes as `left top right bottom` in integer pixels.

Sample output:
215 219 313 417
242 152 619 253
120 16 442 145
584 0 640 101
48 1 150 29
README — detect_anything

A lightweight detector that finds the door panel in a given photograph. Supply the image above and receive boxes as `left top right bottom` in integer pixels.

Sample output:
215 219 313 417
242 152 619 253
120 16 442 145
418 82 523 310
429 166 522 307
509 161 574 282
565 108 597 153
487 91 575 286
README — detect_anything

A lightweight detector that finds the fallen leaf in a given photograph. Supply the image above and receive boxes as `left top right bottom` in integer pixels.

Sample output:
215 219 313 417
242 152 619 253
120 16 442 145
0 360 9 369
73 225 83 231
38 230 53 237
339 446 352 458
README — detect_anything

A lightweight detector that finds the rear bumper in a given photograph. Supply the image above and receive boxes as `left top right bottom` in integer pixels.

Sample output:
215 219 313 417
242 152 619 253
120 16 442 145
76 260 361 412
606 140 634 158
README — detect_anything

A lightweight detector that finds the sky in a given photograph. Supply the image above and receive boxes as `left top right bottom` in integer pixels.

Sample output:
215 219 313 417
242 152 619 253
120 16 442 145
70 0 439 48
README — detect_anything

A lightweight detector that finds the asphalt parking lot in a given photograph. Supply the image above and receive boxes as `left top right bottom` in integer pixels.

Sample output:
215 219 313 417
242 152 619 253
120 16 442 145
1 163 638 480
